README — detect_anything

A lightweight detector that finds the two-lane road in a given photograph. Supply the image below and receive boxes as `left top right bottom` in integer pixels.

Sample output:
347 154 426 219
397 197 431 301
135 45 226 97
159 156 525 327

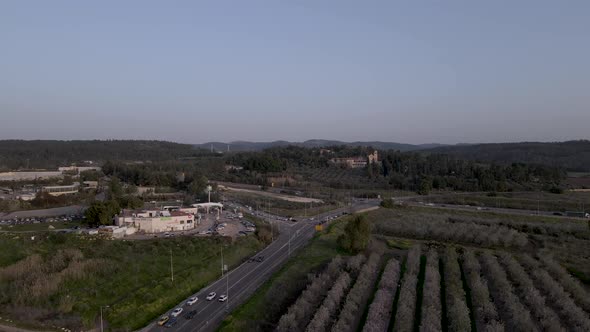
142 201 379 332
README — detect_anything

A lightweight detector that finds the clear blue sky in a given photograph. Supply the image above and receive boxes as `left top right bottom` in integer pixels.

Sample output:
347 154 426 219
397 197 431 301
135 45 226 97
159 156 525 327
1 1 589 144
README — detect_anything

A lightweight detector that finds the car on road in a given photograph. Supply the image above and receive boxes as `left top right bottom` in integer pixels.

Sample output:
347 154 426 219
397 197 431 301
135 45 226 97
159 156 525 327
171 307 183 317
206 292 217 300
219 294 228 302
164 317 177 328
256 256 264 262
184 310 197 319
186 296 198 306
157 315 169 326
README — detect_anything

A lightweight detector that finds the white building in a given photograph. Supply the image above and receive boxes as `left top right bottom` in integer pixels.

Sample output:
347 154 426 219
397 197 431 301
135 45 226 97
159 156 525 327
41 183 80 196
115 209 195 233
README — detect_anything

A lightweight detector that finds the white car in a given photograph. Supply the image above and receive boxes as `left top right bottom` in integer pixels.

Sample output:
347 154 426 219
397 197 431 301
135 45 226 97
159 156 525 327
206 292 217 301
171 307 183 317
186 296 198 306
218 294 228 302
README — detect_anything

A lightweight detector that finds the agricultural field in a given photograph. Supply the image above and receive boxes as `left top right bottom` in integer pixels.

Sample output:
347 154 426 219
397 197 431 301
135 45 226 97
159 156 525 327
0 231 265 330
221 205 590 331
419 190 590 213
296 166 386 190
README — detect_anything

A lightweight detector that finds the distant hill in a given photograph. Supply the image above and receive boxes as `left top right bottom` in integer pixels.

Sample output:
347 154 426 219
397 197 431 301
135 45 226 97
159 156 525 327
425 140 590 171
0 140 207 170
196 140 446 152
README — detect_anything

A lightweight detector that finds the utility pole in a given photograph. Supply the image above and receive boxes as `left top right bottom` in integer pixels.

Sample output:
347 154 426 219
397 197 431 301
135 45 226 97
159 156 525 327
170 249 174 282
221 246 224 277
226 264 229 311
288 226 291 257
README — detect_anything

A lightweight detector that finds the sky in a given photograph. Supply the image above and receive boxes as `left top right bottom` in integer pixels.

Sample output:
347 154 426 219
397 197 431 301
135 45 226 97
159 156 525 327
1 1 589 144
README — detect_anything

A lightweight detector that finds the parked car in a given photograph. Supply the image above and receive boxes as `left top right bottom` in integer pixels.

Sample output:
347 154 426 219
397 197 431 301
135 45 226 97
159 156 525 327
206 292 217 300
164 317 177 328
157 316 169 326
218 294 228 302
171 307 183 317
186 296 198 306
184 310 197 319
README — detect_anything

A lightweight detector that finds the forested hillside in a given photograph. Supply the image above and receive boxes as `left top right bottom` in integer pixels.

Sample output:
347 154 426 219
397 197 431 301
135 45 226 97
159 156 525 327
224 145 565 192
427 140 590 171
0 140 208 170
197 139 443 152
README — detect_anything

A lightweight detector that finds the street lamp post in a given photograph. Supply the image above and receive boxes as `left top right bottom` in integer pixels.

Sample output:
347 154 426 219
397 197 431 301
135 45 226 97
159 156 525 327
100 305 110 332
221 246 224 277
170 249 174 282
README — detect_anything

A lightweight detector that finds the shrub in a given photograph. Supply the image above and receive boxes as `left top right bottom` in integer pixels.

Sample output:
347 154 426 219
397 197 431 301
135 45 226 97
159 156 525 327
362 258 401 332
518 255 590 331
276 256 345 331
419 249 442 332
332 253 381 332
443 247 472 332
538 255 590 313
392 245 422 332
479 253 536 331
306 272 352 332
461 250 504 331
497 253 561 331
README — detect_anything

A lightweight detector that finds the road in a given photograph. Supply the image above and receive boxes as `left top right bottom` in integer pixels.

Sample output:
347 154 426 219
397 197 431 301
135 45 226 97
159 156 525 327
395 197 589 220
0 204 86 219
141 200 379 332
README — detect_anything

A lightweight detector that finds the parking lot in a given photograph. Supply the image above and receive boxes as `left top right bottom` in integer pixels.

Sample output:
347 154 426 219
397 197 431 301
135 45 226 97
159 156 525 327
126 208 255 240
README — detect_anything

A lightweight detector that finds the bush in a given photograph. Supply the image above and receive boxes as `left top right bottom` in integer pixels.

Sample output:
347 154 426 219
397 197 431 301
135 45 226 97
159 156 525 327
306 272 352 332
461 250 503 331
497 253 561 331
419 249 442 332
332 253 381 332
392 245 421 332
443 247 472 332
518 255 590 331
276 256 345 331
479 253 536 331
362 258 401 332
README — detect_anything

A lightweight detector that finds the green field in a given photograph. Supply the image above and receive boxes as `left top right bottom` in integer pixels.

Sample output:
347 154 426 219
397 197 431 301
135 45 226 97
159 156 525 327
223 190 339 217
0 232 265 330
219 217 350 331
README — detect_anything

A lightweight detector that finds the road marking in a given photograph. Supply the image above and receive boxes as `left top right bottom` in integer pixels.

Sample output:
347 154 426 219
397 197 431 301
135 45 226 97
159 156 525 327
190 226 316 332
171 224 313 331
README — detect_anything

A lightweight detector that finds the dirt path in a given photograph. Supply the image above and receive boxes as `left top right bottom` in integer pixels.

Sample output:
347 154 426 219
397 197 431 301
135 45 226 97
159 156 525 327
223 186 324 203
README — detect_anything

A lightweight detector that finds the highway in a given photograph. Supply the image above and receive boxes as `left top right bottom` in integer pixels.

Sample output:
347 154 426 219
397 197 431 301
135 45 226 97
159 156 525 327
141 200 379 332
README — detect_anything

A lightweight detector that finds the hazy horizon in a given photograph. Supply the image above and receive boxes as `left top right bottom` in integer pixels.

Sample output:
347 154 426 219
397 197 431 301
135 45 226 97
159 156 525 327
2 1 589 144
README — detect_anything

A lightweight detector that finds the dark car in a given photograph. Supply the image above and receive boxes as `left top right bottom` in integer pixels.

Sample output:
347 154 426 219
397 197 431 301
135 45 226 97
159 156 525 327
164 317 178 327
184 310 197 319
553 212 563 216
256 256 264 262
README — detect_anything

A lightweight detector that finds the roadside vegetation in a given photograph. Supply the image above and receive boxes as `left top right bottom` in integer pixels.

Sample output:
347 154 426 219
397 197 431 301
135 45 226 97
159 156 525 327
0 231 265 330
